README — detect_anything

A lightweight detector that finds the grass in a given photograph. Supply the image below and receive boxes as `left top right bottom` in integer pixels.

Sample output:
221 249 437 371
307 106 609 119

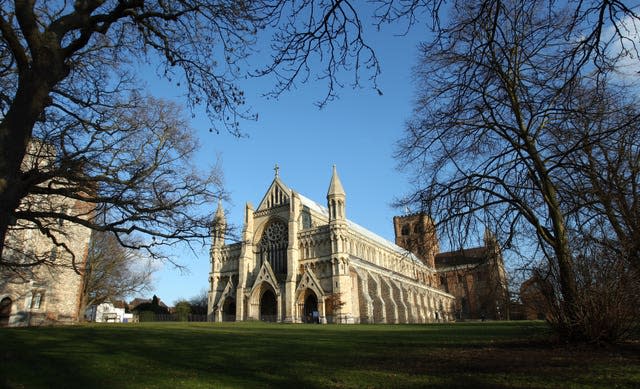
0 321 638 388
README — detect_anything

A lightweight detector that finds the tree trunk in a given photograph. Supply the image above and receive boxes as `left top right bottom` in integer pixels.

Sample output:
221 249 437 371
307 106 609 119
554 228 580 337
0 94 33 261
0 34 68 259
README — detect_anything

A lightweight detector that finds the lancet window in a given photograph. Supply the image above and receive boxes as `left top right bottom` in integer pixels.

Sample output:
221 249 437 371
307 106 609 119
259 220 288 275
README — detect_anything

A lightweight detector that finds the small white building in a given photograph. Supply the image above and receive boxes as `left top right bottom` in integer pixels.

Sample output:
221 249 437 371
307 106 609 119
85 302 132 323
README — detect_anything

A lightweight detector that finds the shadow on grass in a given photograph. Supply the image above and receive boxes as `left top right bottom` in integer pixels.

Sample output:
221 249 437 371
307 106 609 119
1 321 638 388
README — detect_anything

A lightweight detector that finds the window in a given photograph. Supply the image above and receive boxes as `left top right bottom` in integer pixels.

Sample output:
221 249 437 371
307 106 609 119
401 224 410 236
301 211 312 229
259 220 288 275
457 274 464 283
30 291 44 310
440 276 448 292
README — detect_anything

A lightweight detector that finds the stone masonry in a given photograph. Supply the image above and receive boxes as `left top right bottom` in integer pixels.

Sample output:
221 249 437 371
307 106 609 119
207 167 455 324
0 142 93 327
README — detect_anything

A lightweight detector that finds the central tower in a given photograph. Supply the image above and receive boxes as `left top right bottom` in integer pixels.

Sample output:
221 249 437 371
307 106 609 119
393 213 439 268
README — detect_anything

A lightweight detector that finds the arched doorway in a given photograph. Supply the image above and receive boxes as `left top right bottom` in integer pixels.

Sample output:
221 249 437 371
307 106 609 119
260 289 277 322
222 297 236 322
0 297 12 327
303 291 319 323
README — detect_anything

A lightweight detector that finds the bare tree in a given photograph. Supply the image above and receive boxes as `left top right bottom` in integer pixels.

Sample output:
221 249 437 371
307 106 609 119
395 0 639 341
79 230 154 317
554 84 640 342
559 85 640 272
0 1 382 264
372 0 639 82
1 96 222 270
188 288 208 315
528 230 640 343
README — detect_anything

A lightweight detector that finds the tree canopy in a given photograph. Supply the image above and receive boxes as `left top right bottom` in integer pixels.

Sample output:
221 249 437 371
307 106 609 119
0 0 383 266
79 230 155 316
395 0 639 342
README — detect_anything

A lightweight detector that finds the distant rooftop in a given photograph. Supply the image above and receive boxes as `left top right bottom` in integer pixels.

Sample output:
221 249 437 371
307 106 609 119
435 247 487 269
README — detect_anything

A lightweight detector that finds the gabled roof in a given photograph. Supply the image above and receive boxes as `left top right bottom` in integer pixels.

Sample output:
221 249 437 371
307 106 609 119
256 177 291 211
249 260 281 296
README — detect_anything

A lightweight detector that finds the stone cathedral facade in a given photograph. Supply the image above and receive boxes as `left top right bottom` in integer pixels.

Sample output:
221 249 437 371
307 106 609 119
207 167 455 324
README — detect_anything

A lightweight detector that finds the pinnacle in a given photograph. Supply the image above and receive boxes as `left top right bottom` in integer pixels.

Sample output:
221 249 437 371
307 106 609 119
327 165 345 197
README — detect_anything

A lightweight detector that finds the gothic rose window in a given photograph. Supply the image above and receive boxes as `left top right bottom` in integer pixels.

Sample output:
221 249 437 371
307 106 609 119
259 220 288 275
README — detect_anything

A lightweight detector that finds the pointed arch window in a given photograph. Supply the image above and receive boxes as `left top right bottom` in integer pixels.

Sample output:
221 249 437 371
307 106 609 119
259 220 288 275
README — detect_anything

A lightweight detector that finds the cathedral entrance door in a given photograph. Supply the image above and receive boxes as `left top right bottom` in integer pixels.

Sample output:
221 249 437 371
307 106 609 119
0 297 12 327
304 292 319 323
222 298 236 322
260 290 277 322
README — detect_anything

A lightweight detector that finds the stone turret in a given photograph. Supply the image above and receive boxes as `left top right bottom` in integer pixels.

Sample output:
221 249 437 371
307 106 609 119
236 201 255 321
326 165 353 323
327 165 346 222
208 200 226 320
211 200 226 247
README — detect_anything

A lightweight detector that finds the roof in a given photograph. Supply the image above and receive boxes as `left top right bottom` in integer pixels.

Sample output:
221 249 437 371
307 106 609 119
296 191 424 265
112 300 128 309
297 192 328 215
256 176 291 211
129 297 168 310
435 246 488 269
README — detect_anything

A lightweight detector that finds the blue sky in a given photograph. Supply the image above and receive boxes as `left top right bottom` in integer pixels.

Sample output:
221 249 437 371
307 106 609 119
145 17 432 305
131 6 640 306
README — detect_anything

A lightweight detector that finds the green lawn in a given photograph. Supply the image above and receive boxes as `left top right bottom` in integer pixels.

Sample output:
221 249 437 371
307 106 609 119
0 321 638 388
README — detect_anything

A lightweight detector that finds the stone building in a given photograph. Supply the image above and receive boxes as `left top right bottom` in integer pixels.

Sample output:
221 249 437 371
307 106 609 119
0 197 92 327
393 214 509 320
207 167 455 323
519 275 552 321
0 142 93 327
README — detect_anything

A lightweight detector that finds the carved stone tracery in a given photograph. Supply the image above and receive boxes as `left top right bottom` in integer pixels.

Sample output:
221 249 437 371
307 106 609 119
259 220 288 275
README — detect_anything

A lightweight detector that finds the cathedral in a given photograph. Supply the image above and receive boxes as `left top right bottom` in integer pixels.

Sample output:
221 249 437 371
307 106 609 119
207 166 457 324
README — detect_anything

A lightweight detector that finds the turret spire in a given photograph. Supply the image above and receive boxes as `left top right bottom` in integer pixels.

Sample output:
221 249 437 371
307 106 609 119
326 165 346 221
212 200 226 246
215 199 225 220
327 164 345 197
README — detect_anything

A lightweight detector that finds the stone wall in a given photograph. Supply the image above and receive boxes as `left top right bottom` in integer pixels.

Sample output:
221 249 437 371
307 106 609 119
1 196 92 327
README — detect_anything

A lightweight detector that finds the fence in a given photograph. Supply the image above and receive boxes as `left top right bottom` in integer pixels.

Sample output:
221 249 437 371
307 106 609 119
137 313 207 322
